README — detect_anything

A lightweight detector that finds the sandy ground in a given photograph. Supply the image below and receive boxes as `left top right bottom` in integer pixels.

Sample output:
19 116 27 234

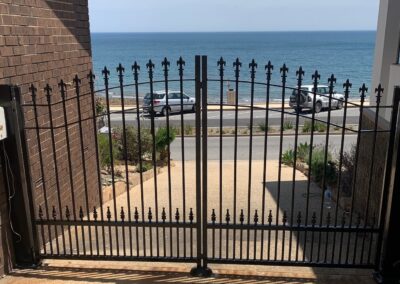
40 160 373 265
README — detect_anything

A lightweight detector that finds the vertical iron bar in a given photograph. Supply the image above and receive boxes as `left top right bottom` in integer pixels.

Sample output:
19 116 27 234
162 58 173 258
253 210 258 260
360 85 382 263
162 208 166 257
233 58 241 259
317 74 336 262
31 85 53 255
45 85 66 255
261 61 273 260
246 59 257 260
194 55 202 269
367 213 376 264
288 67 304 261
88 71 106 256
303 71 320 261
331 80 351 263
201 55 209 269
147 60 159 258
74 75 93 256
38 206 45 254
345 84 367 264
117 64 132 257
103 67 119 256
59 81 80 255
177 57 187 258
338 213 346 264
275 64 288 261
132 62 146 257
78 207 86 254
218 57 225 259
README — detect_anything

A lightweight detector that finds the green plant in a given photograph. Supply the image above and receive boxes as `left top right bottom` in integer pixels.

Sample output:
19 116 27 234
314 122 327 132
282 149 295 166
258 123 270 132
339 145 356 197
297 142 312 162
95 97 106 116
309 146 337 186
155 127 176 161
282 120 293 131
98 133 120 171
302 121 326 133
184 125 193 135
302 121 312 133
114 127 152 163
137 161 152 173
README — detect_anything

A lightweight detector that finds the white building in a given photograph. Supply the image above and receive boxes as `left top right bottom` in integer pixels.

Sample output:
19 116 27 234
371 0 400 121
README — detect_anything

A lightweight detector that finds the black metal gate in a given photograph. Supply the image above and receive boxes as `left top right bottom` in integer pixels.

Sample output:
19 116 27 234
12 55 400 274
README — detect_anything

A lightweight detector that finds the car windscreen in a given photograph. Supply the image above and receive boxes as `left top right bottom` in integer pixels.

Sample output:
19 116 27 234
291 88 309 96
144 93 165 99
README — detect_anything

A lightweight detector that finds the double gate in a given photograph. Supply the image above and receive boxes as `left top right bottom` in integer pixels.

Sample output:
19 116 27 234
12 55 400 274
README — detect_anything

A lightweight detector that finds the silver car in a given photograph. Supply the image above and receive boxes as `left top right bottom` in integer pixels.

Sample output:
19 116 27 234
143 90 196 116
289 85 345 113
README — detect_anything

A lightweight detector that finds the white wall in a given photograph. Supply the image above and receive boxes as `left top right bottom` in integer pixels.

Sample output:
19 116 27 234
371 0 400 118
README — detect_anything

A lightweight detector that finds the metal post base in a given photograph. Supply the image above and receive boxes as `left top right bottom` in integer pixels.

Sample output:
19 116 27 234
373 271 400 284
190 266 213 277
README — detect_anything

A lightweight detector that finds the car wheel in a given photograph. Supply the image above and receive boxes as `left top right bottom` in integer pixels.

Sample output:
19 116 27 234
191 104 196 113
161 107 170 116
336 100 343 110
314 101 322 113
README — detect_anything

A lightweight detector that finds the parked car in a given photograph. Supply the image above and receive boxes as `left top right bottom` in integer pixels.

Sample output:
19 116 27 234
143 90 196 116
289 85 345 113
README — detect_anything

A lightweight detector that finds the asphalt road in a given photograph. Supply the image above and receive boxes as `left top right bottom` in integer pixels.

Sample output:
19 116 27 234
170 134 357 161
110 107 360 128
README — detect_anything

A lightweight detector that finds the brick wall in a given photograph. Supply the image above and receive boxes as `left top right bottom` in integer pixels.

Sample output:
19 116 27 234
0 0 99 269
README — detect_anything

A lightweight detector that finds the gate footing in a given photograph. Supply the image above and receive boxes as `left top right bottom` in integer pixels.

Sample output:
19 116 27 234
190 266 213 277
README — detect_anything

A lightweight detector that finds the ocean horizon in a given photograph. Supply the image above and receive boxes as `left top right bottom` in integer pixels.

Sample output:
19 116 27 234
91 31 376 102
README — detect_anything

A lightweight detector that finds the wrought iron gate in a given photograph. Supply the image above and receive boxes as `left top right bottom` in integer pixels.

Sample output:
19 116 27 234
13 55 400 273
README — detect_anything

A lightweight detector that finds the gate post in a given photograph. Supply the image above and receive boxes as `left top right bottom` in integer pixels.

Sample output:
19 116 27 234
190 56 212 277
0 85 40 267
374 86 400 283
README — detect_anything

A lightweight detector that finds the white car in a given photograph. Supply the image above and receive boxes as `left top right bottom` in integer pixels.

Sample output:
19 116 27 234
143 90 196 116
289 85 345 113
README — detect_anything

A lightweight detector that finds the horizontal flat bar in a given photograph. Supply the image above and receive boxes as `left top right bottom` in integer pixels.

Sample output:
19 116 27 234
40 254 197 263
206 223 378 233
35 220 197 228
206 258 374 269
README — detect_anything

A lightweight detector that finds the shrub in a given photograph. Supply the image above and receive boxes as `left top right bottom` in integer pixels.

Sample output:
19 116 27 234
98 133 121 171
302 121 312 133
339 145 356 197
314 122 327 132
155 127 176 162
282 149 295 166
95 97 106 116
297 142 312 162
258 123 270 132
282 142 312 167
184 125 193 135
282 120 293 131
302 121 326 133
137 161 153 173
114 127 152 163
309 146 337 186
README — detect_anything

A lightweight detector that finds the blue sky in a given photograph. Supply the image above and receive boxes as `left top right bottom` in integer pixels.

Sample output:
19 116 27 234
89 0 379 32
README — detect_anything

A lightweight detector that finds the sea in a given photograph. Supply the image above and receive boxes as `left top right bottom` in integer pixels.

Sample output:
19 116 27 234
91 31 375 102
